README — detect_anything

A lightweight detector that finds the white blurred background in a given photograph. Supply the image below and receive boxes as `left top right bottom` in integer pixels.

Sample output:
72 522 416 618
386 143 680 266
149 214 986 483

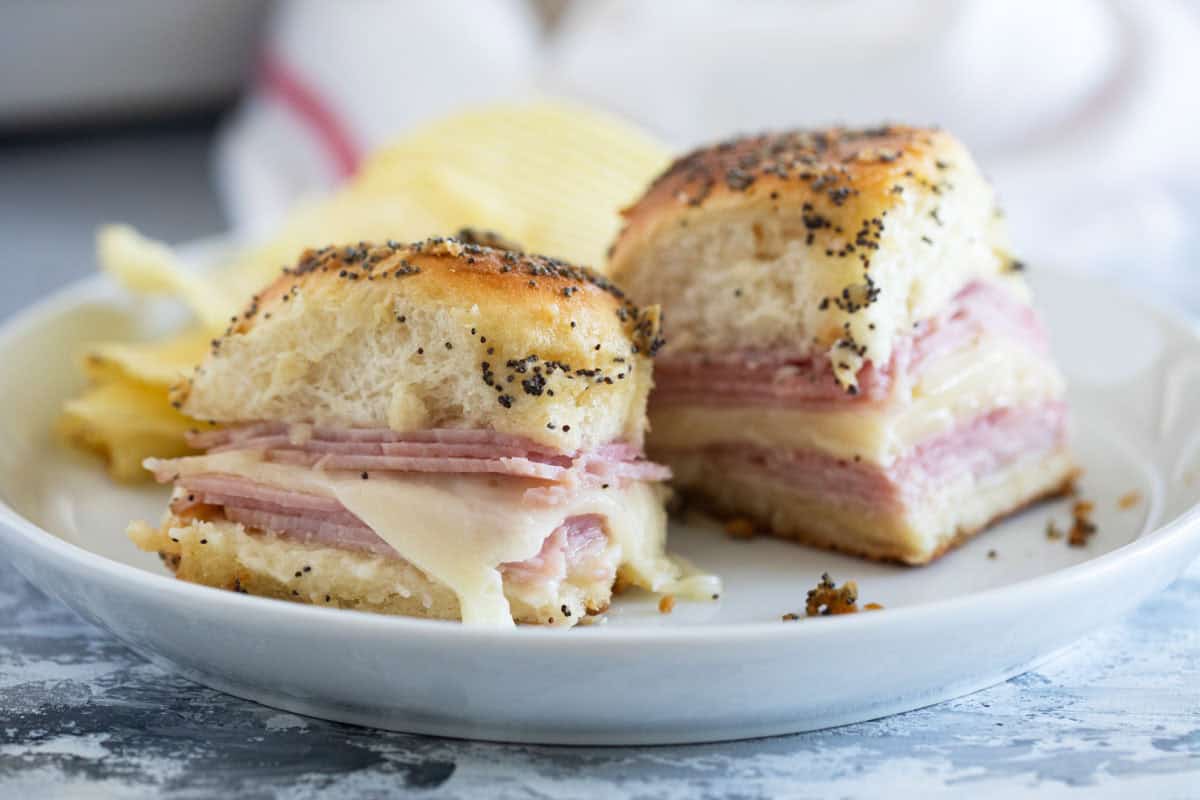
2 0 1198 315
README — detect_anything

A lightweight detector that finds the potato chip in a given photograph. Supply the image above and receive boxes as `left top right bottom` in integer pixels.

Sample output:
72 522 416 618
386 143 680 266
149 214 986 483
82 329 212 388
352 101 671 267
97 225 235 331
59 380 199 482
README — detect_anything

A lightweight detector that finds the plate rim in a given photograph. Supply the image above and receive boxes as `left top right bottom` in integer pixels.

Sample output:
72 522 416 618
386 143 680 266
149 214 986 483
2 264 1199 647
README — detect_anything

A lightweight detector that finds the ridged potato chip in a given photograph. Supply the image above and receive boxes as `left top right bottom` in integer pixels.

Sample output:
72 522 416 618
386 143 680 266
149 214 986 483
59 379 199 482
83 329 212 387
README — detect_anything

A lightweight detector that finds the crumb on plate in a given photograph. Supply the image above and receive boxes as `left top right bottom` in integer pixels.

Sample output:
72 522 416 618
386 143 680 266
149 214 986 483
1068 499 1098 547
806 572 859 616
724 517 756 539
781 573 884 620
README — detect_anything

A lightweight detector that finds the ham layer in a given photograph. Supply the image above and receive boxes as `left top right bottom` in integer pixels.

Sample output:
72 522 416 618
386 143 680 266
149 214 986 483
659 402 1068 512
650 280 1048 409
154 426 670 596
173 425 669 486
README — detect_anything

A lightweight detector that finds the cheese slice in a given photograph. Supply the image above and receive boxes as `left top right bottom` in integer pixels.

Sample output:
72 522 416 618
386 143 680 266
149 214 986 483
153 450 703 626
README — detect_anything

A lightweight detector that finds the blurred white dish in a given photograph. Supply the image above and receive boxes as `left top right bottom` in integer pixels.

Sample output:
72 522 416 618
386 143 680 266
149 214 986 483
0 242 1197 744
0 1 267 127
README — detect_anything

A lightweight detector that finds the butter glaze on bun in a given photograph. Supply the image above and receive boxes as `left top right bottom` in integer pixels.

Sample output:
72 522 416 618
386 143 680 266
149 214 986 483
608 125 1025 389
174 238 663 452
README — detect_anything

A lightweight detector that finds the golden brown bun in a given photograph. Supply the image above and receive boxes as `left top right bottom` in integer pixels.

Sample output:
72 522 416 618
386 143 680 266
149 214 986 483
129 515 616 627
608 125 1027 388
174 238 663 451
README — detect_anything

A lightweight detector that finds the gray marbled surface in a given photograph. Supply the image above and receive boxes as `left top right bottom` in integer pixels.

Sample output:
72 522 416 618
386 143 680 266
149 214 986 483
1 123 1198 799
2 559 1198 798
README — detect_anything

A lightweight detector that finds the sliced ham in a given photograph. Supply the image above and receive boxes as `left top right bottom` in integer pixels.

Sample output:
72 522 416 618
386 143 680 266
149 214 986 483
187 424 565 453
210 435 569 462
174 425 668 487
222 507 396 557
498 515 613 586
657 402 1068 510
234 505 608 587
264 450 570 481
156 426 664 593
216 502 610 584
168 469 615 580
651 280 1048 408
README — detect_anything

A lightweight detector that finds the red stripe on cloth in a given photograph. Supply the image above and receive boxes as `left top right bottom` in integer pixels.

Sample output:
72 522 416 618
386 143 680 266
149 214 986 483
258 54 360 179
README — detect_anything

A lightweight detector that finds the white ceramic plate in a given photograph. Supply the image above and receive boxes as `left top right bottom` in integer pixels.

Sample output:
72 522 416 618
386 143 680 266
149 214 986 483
2 249 1199 745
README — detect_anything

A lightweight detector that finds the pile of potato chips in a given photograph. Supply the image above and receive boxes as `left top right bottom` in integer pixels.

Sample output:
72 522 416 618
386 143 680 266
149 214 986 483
59 102 671 481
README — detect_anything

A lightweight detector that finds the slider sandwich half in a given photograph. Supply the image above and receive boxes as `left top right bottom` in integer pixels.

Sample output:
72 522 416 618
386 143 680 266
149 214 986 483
608 126 1073 564
131 238 709 627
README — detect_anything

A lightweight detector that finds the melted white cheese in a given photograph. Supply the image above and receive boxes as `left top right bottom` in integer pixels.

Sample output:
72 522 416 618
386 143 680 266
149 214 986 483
155 451 705 626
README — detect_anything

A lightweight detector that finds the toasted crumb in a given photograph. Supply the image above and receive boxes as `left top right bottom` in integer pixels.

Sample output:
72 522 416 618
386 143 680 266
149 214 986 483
1068 521 1097 547
806 573 859 616
724 517 756 539
658 595 676 614
783 574 881 619
1046 520 1063 540
987 549 997 559
1068 498 1098 547
1118 491 1141 510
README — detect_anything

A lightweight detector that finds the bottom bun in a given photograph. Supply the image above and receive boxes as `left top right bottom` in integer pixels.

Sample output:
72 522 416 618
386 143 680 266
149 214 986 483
670 447 1076 565
129 515 616 627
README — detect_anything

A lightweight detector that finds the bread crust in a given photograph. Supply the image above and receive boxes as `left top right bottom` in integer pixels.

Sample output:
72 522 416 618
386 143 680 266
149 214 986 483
610 125 961 265
606 125 1021 389
173 238 663 451
247 238 658 342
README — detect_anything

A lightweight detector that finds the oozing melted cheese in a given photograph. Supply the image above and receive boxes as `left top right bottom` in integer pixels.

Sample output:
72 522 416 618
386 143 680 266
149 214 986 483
158 451 704 626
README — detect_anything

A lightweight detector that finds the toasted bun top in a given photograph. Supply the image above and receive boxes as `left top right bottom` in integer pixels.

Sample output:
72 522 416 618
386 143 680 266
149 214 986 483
174 238 662 452
608 125 1029 389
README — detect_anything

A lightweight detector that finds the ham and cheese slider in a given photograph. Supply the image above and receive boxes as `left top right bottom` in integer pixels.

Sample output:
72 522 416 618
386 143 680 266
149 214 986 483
130 237 708 627
608 126 1074 564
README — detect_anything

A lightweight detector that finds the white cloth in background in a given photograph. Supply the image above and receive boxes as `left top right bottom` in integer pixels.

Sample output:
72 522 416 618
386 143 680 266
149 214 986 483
218 0 1200 281
216 0 541 238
